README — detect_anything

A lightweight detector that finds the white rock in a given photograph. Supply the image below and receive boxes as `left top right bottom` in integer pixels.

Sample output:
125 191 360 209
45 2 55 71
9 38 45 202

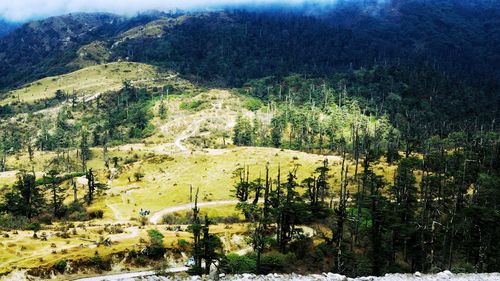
326 272 348 281
437 270 454 279
242 273 254 279
414 271 422 277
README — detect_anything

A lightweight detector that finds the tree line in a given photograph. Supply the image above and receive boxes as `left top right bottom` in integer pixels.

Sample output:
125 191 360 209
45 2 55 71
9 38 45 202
229 125 499 276
0 168 107 228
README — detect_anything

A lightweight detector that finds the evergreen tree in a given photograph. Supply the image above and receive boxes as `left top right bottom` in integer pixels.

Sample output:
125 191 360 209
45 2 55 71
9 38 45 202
270 115 283 148
188 187 203 275
44 170 66 218
233 115 254 146
1 172 44 219
80 129 90 172
158 99 168 120
202 215 222 275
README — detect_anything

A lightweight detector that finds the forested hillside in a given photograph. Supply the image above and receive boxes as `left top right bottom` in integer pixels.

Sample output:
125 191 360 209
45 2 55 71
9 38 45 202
1 0 500 89
0 0 498 279
0 20 18 37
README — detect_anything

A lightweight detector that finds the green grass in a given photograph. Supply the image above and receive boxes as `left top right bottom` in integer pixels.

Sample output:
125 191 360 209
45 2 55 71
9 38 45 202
0 223 247 275
0 76 401 276
0 62 161 105
96 146 385 220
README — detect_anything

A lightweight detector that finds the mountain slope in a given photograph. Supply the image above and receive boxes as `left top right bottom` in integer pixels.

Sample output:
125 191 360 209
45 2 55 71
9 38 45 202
0 0 499 90
0 62 163 106
0 20 18 37
0 13 167 89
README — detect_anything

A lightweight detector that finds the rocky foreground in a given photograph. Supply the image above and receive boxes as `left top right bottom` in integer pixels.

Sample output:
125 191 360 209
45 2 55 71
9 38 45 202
135 271 500 281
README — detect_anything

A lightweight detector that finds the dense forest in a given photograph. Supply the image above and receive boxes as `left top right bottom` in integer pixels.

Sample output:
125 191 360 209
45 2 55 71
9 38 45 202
1 0 500 89
227 75 500 275
223 134 500 275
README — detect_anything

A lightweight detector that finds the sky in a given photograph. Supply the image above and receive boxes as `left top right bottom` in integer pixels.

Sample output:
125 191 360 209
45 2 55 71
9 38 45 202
1 1 492 24
0 0 364 22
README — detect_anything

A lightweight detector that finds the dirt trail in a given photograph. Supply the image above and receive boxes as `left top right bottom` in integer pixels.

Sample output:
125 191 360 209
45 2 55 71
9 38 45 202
149 200 239 224
105 199 127 223
174 119 203 152
72 266 188 281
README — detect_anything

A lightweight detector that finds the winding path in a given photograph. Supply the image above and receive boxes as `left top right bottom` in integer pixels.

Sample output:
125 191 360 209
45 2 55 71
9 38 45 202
149 200 239 224
72 266 188 281
173 119 203 151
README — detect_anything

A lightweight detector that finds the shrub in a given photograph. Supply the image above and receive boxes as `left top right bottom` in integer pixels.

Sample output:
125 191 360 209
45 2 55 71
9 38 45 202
187 265 203 276
90 253 111 271
87 209 104 219
142 123 156 137
37 213 54 225
105 225 124 234
0 214 29 230
128 249 137 259
244 97 263 111
68 211 88 221
222 253 256 274
147 229 166 259
260 252 286 273
54 260 67 273
162 213 191 224
134 171 145 181
180 100 206 110
124 158 137 165
135 255 147 266
289 237 313 258
177 239 189 250
27 222 41 232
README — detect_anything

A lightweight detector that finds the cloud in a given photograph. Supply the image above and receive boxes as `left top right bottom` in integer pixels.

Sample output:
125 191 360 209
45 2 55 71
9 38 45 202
0 0 354 22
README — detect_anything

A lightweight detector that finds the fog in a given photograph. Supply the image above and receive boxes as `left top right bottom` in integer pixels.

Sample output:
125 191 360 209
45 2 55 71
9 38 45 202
0 0 390 22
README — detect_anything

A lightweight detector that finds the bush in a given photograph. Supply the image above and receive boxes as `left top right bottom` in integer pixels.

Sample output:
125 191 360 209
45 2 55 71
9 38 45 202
222 253 256 274
128 249 138 259
147 229 166 259
314 242 333 260
177 239 189 251
105 225 124 234
133 171 145 181
180 100 206 110
54 260 67 273
90 253 111 271
68 211 88 221
260 251 286 273
244 97 263 111
135 255 148 266
124 157 138 165
162 213 191 224
142 123 156 137
67 202 89 221
36 213 54 225
289 237 313 258
26 222 41 232
0 214 29 230
87 209 104 219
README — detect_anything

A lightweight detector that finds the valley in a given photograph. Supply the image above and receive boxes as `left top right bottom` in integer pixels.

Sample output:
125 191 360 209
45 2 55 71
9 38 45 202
0 62 391 279
0 2 499 280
